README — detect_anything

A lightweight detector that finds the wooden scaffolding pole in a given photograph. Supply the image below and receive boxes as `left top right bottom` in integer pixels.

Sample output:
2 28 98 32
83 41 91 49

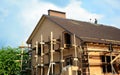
79 46 83 75
47 32 54 75
36 41 38 75
40 35 44 75
60 47 64 75
78 45 83 75
110 52 114 75
20 43 24 71
111 54 120 64
109 44 117 75
51 32 54 75
73 34 78 75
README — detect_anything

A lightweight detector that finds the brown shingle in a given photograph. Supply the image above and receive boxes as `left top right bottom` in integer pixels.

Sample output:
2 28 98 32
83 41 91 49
45 15 120 45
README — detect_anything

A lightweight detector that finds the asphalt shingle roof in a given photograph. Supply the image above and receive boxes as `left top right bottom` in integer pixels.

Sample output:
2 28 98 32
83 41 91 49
45 15 120 45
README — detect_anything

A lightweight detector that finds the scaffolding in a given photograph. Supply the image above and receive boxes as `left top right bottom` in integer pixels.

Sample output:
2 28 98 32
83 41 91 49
26 32 120 75
19 43 31 75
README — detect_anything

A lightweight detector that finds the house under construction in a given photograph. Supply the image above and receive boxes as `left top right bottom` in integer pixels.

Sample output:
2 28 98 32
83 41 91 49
26 10 120 75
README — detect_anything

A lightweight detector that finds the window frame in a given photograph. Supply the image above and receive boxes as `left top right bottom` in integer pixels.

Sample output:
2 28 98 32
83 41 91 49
62 31 72 48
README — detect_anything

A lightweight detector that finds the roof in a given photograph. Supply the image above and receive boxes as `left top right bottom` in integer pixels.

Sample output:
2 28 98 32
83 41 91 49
27 15 120 45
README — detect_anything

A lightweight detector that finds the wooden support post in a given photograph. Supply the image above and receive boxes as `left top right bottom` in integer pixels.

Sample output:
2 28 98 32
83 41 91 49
60 47 64 75
73 34 78 64
40 35 43 75
47 37 51 75
109 44 117 74
51 32 54 75
111 54 120 64
36 41 38 75
73 34 78 75
85 43 90 75
47 63 51 75
110 52 114 75
47 32 54 75
87 52 90 75
79 45 83 75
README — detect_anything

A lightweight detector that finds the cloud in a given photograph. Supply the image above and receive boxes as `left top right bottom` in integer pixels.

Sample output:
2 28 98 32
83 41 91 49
18 0 59 34
89 0 120 28
18 0 103 33
1 0 119 48
16 0 104 43
64 0 103 21
0 0 103 47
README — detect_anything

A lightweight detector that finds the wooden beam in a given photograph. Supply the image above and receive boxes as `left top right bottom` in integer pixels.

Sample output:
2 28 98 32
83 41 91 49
35 41 38 75
87 49 109 52
50 32 53 61
111 54 120 64
40 35 43 75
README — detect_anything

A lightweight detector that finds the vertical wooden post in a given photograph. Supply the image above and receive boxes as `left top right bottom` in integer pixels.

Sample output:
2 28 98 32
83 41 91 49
51 32 54 75
109 44 116 75
79 45 83 75
73 34 78 75
60 47 64 75
110 54 119 74
47 32 54 75
74 34 78 65
68 66 72 75
47 36 51 75
109 44 116 74
110 52 114 75
36 41 38 75
47 63 51 75
40 35 43 75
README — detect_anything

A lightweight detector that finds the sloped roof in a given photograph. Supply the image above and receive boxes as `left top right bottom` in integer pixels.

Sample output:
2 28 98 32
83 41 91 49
45 15 120 45
27 15 120 45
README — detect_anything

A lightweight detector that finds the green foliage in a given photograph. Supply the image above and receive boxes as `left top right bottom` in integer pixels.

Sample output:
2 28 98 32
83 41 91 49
21 48 30 75
0 47 21 75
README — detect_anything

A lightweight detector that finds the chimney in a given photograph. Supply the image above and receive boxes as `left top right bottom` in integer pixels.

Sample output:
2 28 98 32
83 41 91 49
48 9 66 18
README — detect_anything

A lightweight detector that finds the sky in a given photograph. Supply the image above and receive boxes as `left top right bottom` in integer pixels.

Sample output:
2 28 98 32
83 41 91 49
0 0 120 48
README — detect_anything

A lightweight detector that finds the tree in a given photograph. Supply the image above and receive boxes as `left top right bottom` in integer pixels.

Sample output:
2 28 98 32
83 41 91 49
0 47 21 75
20 47 30 75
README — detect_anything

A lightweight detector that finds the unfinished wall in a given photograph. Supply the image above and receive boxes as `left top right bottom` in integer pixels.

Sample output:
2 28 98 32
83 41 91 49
31 18 65 75
32 18 64 48
30 17 120 75
87 43 120 75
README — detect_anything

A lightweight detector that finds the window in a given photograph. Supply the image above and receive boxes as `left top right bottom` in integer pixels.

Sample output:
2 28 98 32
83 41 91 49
101 56 115 73
65 57 73 66
33 46 41 56
38 47 41 56
64 33 71 48
77 70 81 75
38 45 44 56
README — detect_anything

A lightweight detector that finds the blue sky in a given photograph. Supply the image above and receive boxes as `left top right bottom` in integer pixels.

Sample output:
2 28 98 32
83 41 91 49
0 0 120 48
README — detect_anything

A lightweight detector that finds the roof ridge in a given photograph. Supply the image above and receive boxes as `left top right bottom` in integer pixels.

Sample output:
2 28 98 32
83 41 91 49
45 15 120 30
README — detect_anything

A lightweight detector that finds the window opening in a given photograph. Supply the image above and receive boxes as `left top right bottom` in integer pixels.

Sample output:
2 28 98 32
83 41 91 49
64 33 71 48
65 57 73 66
101 56 115 73
38 47 41 56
